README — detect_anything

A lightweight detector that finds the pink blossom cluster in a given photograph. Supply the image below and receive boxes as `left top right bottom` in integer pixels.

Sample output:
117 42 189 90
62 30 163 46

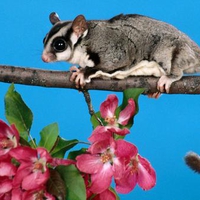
0 120 73 200
76 95 156 199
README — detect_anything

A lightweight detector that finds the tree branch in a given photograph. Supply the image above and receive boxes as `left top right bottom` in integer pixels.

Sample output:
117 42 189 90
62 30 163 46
1 65 200 94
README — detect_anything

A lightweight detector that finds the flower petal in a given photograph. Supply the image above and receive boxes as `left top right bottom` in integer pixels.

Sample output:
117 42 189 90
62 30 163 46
0 161 17 176
137 155 156 190
115 139 138 159
0 149 10 157
107 126 130 136
12 165 32 188
88 137 114 154
22 170 50 190
0 120 17 138
9 146 37 163
115 169 138 194
76 154 103 174
12 188 22 200
90 162 113 194
100 94 118 119
51 158 75 166
93 189 117 200
89 126 112 143
118 98 135 126
112 157 124 179
37 147 52 163
0 177 12 194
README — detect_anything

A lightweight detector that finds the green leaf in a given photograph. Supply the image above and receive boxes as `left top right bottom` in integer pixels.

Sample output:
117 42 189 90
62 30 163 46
122 88 145 115
67 148 87 160
90 111 104 129
19 136 31 147
56 165 86 200
47 168 66 199
117 88 145 130
4 84 33 140
38 123 59 151
51 137 79 158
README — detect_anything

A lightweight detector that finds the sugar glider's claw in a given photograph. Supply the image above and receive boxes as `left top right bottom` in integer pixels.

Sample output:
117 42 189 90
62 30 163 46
147 92 162 99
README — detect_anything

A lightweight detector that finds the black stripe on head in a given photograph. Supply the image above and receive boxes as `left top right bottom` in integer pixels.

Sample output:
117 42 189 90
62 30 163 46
64 27 73 48
43 21 71 46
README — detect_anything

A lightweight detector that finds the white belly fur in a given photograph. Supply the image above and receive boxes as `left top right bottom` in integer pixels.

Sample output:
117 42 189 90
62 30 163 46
85 60 166 83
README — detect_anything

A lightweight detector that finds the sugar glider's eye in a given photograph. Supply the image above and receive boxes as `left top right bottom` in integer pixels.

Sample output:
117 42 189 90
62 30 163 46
52 38 67 52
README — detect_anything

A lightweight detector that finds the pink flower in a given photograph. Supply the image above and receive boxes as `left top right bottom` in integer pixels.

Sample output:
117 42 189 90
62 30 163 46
76 135 122 194
9 146 74 193
0 120 19 157
115 140 156 193
100 94 135 135
9 146 52 191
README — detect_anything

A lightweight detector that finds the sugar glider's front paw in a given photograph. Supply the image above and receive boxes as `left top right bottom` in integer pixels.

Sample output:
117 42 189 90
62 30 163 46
70 66 86 88
157 75 173 93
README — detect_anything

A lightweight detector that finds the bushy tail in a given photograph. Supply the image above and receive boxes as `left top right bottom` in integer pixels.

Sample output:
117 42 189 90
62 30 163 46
185 152 200 173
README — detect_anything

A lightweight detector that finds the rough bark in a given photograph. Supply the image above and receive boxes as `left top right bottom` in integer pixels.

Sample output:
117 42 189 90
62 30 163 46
1 65 200 94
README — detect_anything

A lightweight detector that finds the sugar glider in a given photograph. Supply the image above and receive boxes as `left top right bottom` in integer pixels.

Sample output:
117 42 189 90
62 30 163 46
42 12 200 92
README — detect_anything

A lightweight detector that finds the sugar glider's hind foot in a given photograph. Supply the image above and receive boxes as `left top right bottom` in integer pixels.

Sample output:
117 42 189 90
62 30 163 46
157 75 173 93
70 66 86 88
157 75 182 93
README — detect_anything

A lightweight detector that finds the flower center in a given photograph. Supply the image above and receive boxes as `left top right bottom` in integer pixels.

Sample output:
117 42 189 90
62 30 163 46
0 138 14 149
105 116 117 125
130 158 138 175
33 160 45 173
101 152 112 164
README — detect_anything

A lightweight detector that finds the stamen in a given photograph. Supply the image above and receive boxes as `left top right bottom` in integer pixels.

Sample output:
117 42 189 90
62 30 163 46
34 161 44 172
130 159 138 175
101 152 112 164
105 116 116 125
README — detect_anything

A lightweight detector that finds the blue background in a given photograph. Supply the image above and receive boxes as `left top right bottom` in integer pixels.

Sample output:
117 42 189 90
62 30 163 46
1 1 200 199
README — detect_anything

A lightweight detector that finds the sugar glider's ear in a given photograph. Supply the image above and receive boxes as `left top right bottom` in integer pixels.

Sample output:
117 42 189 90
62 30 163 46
72 15 88 38
49 12 61 25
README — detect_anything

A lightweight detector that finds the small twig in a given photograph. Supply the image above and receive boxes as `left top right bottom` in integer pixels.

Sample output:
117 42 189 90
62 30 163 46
81 89 103 126
82 89 95 116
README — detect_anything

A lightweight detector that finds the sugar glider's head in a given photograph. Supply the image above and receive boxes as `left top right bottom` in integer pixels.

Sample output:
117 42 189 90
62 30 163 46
42 12 88 63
